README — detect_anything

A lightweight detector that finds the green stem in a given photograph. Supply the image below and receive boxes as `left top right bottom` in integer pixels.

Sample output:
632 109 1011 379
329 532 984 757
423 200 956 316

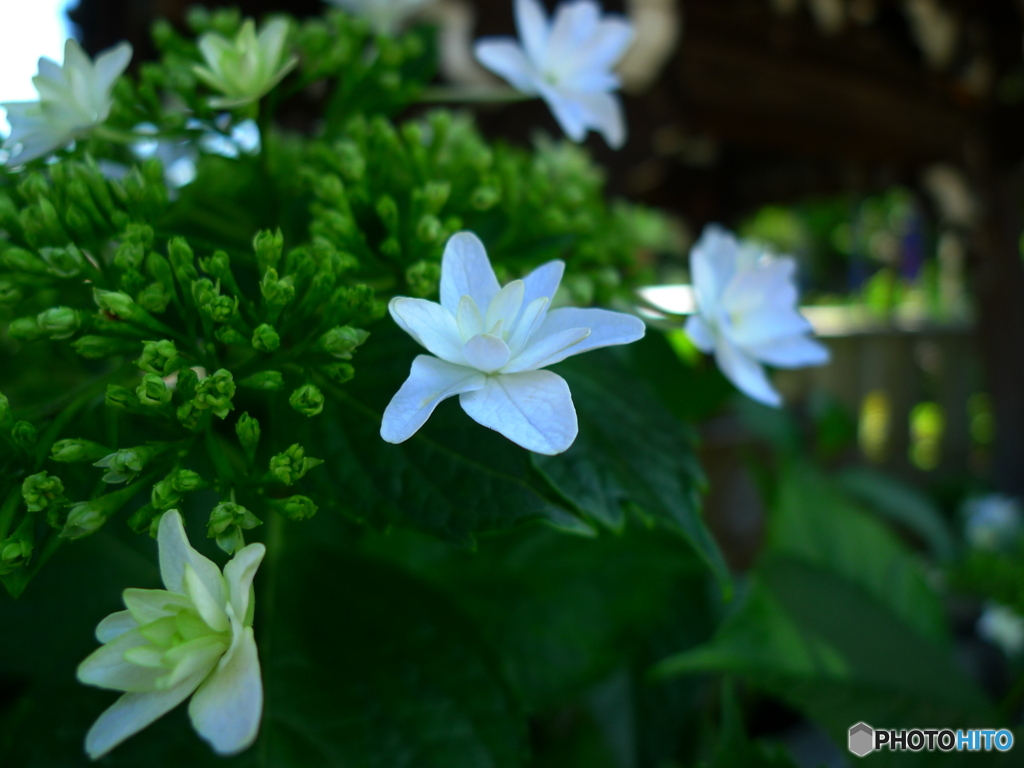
0 487 23 542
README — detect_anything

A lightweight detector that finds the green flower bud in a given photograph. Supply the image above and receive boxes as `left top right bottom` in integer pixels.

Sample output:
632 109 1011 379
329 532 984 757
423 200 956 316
380 236 401 259
192 278 219 308
206 294 239 323
405 260 441 298
145 252 176 292
151 478 180 510
36 306 81 339
94 444 163 484
11 421 37 449
0 531 32 575
73 335 138 359
167 237 199 286
175 368 200 400
0 392 11 428
208 501 261 553
470 186 501 211
120 268 147 295
335 140 365 181
269 443 324 485
23 471 67 512
376 194 399 233
94 289 146 322
137 374 172 408
8 317 44 342
420 181 451 214
199 250 231 279
320 362 355 384
238 370 284 391
193 369 235 418
127 503 159 535
318 326 369 360
251 324 280 352
137 282 172 313
66 206 96 238
260 269 295 309
275 495 318 522
61 502 108 539
254 229 284 275
106 385 141 411
137 339 179 375
2 247 46 274
315 175 345 206
0 279 23 306
416 214 442 244
39 245 86 278
215 325 248 345
236 413 260 461
51 438 110 463
174 470 204 493
114 240 146 271
289 384 324 417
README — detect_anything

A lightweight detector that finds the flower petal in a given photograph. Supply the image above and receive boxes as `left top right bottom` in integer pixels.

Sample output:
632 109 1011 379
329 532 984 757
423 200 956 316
538 85 588 142
381 355 487 444
521 260 564 309
456 295 485 341
123 588 194 626
460 371 578 454
157 510 225 606
721 256 799 317
183 564 230 634
462 333 512 373
78 628 165 693
223 543 266 628
568 90 626 149
484 279 525 331
506 296 549 356
439 232 501 316
547 0 601 70
729 305 812 348
503 327 590 373
531 306 645 362
474 39 539 94
714 336 782 407
514 0 550 65
684 314 716 353
389 297 466 365
575 17 634 74
690 225 739 309
188 627 263 756
96 610 139 643
748 334 831 369
84 671 207 760
92 42 133 103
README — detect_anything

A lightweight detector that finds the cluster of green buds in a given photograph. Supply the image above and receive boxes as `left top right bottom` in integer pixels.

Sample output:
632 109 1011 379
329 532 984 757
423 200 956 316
207 500 262 554
268 444 323 486
22 471 69 528
93 443 170 484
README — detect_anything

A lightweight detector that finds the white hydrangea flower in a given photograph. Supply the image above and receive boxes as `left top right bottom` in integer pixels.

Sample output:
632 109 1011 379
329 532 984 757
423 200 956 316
474 0 634 149
193 19 298 109
685 225 830 407
325 0 438 34
77 510 264 759
964 494 1023 551
382 231 645 454
2 39 133 165
978 603 1024 657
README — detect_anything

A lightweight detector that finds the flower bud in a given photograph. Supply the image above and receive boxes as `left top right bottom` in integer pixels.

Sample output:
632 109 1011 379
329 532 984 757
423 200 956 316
137 339 179 375
73 335 138 359
238 370 284 391
94 444 162 484
269 443 323 485
420 181 451 214
106 385 141 411
167 237 199 286
315 175 345 206
252 324 280 352
2 247 46 274
39 245 86 278
289 384 324 417
376 194 399 232
0 535 32 575
145 252 176 291
51 438 110 463
405 260 441 298
120 268 147 295
275 495 318 522
8 317 45 342
61 502 108 539
0 279 23 306
254 228 284 275
175 368 200 400
318 326 369 359
207 501 262 554
470 186 501 211
320 362 355 384
37 306 82 339
23 471 67 512
416 214 442 244
137 282 172 313
137 374 172 407
192 277 219 307
113 240 146 272
11 421 37 449
94 289 146 322
260 269 295 308
127 502 159 535
173 470 204 493
335 140 365 181
199 250 231 279
206 294 239 323
193 369 236 418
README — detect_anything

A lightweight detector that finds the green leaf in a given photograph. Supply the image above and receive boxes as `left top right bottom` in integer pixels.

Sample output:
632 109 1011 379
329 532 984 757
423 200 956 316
533 350 728 588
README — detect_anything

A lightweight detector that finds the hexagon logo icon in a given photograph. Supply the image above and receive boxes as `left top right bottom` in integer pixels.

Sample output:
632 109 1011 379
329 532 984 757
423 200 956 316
849 722 875 757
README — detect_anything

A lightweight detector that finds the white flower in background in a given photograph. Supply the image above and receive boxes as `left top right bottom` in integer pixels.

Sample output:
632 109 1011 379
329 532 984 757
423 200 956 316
326 0 438 34
685 225 830 407
964 494 1023 551
77 510 264 759
382 231 645 454
978 603 1024 657
2 39 133 165
193 19 298 109
474 0 634 149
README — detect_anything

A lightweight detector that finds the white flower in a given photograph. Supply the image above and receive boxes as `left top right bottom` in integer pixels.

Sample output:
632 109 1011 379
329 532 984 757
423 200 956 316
77 510 264 759
382 231 645 454
684 225 829 407
474 0 634 149
964 494 1023 551
326 0 438 34
2 39 133 165
978 603 1024 657
193 19 298 109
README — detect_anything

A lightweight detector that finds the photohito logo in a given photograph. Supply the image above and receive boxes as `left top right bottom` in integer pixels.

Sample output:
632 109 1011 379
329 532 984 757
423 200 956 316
848 723 1014 757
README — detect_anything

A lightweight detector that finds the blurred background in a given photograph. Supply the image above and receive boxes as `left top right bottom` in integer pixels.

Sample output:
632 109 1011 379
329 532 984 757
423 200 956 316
5 0 1024 763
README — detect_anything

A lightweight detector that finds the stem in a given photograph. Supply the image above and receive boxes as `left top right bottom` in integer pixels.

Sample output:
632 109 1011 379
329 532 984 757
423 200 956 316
416 85 535 104
0 487 23 542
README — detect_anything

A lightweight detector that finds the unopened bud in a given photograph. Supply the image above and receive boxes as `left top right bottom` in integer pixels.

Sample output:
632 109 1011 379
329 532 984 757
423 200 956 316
269 443 324 485
137 339 179 375
318 326 369 360
61 502 108 539
252 324 280 352
51 438 110 463
253 229 284 275
137 282 172 313
11 421 37 449
37 306 81 339
39 245 86 278
193 369 235 418
22 471 66 512
8 317 44 342
0 536 32 575
260 269 295 308
192 277 219 307
206 294 239 323
94 444 161 484
0 279 23 306
94 289 146 322
73 335 138 359
0 392 10 428
405 260 441 298
289 384 325 417
137 374 172 407
106 385 141 411
167 237 199 285
275 495 318 522
236 412 261 461
320 362 355 384
238 370 284 391
199 250 231 279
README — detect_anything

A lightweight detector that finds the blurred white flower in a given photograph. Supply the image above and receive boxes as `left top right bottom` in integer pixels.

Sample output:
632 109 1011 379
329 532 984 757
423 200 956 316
326 0 438 34
382 231 645 454
964 494 1023 551
685 225 830 407
978 603 1024 657
475 0 634 149
193 19 298 109
2 39 133 165
78 510 264 759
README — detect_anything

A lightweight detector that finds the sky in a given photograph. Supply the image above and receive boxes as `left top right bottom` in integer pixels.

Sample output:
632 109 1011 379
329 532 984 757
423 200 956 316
0 1 75 134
